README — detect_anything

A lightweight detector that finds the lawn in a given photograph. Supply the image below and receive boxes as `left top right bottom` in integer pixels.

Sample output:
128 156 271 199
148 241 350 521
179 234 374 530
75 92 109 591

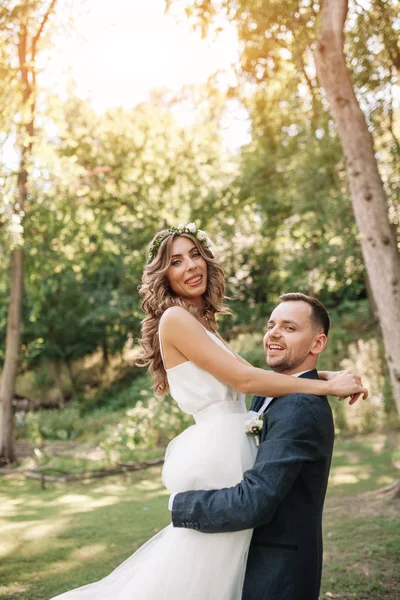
320 432 400 599
1 432 399 600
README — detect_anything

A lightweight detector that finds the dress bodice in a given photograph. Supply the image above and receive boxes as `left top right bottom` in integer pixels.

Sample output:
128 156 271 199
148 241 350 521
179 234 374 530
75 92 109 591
161 327 245 419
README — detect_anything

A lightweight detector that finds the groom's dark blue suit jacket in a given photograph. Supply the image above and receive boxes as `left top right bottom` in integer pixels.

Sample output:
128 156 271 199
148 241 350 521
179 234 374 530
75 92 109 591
171 370 334 600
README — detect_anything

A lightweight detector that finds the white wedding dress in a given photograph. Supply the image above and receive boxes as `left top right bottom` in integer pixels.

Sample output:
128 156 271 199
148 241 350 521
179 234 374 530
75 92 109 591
51 328 257 599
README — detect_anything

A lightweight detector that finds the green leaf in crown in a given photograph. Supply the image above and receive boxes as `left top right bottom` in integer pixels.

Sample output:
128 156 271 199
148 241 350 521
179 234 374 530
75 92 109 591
147 223 213 264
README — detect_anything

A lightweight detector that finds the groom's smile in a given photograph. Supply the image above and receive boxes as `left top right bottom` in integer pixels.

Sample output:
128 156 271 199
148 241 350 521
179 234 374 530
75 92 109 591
263 300 327 375
268 343 286 352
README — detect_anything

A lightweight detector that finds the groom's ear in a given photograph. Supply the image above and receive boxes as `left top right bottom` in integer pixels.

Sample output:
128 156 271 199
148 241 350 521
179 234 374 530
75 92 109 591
310 333 327 356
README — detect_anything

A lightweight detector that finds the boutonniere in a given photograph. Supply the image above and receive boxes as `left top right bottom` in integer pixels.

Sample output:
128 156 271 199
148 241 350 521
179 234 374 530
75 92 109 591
244 414 263 447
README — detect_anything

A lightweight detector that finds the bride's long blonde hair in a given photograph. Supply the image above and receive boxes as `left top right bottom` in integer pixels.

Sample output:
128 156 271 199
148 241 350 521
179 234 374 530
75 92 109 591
136 230 230 397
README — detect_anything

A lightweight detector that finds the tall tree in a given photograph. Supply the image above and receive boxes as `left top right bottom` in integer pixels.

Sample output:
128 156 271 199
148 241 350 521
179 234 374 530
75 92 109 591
0 0 57 464
9 89 236 386
168 0 400 414
314 0 400 414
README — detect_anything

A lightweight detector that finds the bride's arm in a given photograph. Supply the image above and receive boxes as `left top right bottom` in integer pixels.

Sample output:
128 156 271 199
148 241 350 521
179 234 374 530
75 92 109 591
229 362 364 404
233 352 251 366
160 307 367 399
210 332 251 366
232 355 360 390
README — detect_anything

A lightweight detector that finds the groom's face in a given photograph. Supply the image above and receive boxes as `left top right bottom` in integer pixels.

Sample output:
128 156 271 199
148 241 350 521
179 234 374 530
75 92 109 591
264 301 326 375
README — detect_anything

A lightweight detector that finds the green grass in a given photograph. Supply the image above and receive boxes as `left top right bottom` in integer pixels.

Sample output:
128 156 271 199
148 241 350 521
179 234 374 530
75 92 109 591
0 468 170 600
322 517 399 599
320 432 400 599
328 433 399 495
1 433 399 600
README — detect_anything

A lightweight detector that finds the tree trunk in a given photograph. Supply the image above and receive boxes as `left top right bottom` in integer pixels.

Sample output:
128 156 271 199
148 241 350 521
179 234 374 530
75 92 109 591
52 358 65 409
375 478 400 500
315 0 400 415
102 339 109 368
0 1 58 464
0 20 32 465
65 359 77 397
0 249 24 464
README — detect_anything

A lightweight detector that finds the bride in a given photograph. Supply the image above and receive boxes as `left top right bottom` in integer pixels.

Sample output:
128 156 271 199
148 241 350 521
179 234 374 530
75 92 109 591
51 223 366 599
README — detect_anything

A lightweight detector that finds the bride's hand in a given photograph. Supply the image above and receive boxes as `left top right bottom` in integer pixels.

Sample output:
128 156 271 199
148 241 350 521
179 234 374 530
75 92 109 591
327 370 368 402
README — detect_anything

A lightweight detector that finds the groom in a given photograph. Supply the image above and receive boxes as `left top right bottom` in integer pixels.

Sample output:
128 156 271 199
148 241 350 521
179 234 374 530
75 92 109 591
171 293 335 600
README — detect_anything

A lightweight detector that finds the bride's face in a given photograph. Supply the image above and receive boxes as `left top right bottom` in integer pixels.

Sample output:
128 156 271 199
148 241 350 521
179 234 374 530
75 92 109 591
166 236 208 304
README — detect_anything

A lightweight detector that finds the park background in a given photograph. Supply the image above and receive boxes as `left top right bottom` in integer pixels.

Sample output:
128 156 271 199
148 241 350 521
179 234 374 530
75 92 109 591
0 0 399 598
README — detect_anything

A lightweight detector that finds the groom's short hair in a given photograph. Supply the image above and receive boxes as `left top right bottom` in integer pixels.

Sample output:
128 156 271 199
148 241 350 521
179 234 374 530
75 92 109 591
279 293 330 336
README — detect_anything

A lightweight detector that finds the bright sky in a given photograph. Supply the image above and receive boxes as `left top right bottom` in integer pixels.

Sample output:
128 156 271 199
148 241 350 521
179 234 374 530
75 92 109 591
41 0 250 148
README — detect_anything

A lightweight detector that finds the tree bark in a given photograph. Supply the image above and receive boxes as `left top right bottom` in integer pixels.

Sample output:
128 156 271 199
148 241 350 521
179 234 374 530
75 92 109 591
0 20 31 466
315 0 400 415
65 359 77 397
375 478 400 500
52 358 65 409
0 1 58 465
0 250 23 464
102 339 110 368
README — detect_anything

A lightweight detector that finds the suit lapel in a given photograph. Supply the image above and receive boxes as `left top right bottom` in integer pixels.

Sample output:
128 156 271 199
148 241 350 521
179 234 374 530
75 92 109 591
250 395 265 412
259 369 319 440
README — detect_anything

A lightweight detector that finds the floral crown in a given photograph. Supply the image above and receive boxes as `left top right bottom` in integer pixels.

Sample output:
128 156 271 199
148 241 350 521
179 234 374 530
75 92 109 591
147 223 213 264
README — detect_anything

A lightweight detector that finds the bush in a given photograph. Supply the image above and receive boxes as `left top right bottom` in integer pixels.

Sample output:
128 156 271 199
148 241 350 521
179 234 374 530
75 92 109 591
101 396 194 461
23 405 83 442
79 374 153 413
230 332 266 369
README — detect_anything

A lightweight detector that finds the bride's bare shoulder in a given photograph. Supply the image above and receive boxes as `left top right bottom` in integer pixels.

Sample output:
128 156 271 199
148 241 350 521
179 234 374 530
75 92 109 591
160 306 198 331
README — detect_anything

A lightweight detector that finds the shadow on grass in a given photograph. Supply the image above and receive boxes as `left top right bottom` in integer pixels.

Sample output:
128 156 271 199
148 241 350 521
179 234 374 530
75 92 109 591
321 433 400 599
328 433 400 496
0 467 170 600
2 433 399 600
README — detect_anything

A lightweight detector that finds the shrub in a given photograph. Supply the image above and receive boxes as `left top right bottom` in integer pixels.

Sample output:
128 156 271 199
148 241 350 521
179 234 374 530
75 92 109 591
23 405 83 442
101 396 193 461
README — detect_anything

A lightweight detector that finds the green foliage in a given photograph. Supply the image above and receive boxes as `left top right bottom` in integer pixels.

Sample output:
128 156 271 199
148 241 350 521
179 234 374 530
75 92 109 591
23 405 83 441
166 0 399 313
78 374 152 413
1 90 237 371
101 397 194 461
1 0 398 423
14 302 395 446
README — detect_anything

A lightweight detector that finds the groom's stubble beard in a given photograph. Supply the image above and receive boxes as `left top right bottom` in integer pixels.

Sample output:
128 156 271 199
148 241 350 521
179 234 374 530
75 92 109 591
265 339 311 375
268 353 310 375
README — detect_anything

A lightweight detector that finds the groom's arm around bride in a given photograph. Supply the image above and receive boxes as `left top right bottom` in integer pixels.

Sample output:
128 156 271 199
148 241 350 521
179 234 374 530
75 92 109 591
171 294 337 600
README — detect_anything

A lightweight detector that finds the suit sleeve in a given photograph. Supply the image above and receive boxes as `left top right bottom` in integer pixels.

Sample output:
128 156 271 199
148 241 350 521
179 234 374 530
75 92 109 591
171 395 331 533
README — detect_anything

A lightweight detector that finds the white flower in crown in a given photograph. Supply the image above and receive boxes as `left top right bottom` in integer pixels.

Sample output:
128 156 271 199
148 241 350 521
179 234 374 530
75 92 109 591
147 223 214 264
